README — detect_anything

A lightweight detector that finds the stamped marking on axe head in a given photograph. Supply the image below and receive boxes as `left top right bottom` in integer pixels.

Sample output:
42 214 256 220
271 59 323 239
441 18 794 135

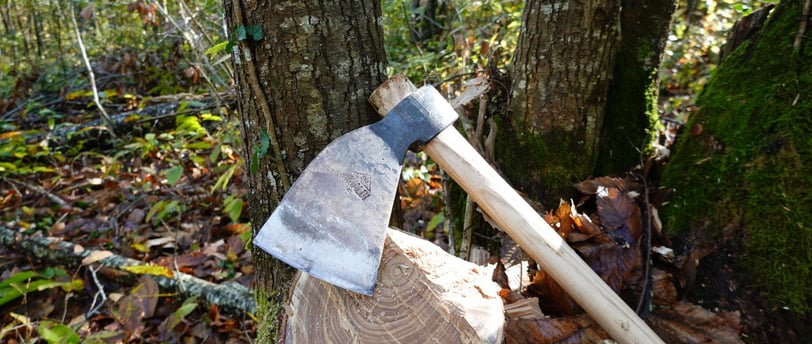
253 86 458 295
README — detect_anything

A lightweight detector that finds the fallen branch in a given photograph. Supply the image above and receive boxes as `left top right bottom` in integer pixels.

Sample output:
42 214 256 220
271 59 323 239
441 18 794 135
51 91 235 142
0 225 256 313
5 178 72 211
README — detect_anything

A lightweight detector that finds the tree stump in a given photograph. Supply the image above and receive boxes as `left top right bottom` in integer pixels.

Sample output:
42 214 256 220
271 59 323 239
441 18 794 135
282 229 504 343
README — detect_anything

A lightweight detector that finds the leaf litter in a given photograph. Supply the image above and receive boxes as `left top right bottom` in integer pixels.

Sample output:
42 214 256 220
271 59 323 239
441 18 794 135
0 92 254 342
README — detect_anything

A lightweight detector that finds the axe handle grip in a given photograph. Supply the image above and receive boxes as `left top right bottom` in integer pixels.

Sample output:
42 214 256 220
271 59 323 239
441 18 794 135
370 76 663 344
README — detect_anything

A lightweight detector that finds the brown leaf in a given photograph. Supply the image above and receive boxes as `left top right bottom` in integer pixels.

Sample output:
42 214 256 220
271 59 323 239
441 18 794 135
524 270 581 316
491 259 510 289
505 315 603 344
81 250 114 265
572 213 601 236
131 276 159 318
572 241 641 293
596 185 643 243
117 294 145 337
555 200 575 238
573 176 627 195
650 302 742 343
80 5 94 20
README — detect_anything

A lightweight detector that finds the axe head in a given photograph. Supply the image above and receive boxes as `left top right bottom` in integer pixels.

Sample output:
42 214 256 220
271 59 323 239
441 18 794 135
254 86 457 295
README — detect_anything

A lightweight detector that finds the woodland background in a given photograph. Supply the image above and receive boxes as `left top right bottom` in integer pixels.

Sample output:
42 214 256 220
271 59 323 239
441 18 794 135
0 0 807 343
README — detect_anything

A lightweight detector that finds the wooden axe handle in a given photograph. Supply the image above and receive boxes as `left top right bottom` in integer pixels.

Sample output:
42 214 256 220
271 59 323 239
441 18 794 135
370 75 663 344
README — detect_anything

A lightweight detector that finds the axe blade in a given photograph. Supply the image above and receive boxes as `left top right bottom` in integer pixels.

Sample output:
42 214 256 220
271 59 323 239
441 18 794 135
254 86 457 295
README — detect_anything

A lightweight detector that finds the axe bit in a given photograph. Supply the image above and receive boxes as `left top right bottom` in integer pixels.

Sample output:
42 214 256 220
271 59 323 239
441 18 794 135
253 85 458 295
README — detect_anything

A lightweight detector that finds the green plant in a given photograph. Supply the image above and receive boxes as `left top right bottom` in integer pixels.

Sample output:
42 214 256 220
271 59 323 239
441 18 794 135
0 267 84 307
38 321 80 344
382 0 522 83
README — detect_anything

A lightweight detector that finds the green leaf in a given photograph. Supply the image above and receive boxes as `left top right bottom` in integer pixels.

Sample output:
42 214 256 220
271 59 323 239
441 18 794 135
205 40 230 56
212 162 240 193
200 113 223 122
258 129 270 158
145 200 168 223
209 144 221 164
170 300 198 328
250 150 260 174
425 212 445 238
83 330 124 344
185 141 213 150
241 229 252 250
38 321 80 344
0 271 39 288
223 195 243 223
246 24 263 41
236 25 247 41
164 166 183 186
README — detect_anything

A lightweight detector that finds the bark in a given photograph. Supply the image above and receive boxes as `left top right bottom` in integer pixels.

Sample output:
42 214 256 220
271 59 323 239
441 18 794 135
503 0 621 206
597 0 676 174
223 0 387 341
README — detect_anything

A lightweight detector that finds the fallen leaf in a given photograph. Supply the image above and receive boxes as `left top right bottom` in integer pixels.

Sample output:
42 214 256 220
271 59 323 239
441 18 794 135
81 250 114 265
121 264 174 278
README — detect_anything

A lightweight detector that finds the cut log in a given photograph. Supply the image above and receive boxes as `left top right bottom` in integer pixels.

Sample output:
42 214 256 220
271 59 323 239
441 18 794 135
282 228 504 343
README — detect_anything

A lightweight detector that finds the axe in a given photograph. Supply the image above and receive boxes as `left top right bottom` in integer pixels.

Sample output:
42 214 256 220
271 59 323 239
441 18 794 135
254 75 663 343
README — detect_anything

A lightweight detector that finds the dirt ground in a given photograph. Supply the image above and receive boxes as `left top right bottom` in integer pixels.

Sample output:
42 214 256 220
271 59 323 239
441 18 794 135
685 234 811 343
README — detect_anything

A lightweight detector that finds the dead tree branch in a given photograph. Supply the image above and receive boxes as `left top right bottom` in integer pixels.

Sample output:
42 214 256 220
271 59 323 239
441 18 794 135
0 226 256 313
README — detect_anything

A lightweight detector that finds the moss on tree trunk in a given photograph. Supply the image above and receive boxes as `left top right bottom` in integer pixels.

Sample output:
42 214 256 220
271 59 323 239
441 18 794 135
502 0 675 206
598 0 676 175
503 0 621 207
661 1 812 314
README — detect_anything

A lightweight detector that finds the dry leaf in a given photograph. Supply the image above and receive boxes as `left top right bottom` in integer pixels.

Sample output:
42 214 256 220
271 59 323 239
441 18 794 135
80 5 94 20
81 250 114 265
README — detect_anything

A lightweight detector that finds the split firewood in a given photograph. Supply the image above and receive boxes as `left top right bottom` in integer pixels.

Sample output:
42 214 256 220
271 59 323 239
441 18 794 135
283 228 504 343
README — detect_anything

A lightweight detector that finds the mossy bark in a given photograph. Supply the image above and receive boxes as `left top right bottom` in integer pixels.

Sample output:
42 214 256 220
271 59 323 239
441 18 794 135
661 1 812 314
503 0 675 206
223 0 387 340
504 0 621 207
598 0 676 175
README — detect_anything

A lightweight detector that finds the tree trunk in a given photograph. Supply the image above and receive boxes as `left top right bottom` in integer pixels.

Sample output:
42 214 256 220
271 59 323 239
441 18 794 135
223 0 386 341
502 0 621 207
598 0 676 174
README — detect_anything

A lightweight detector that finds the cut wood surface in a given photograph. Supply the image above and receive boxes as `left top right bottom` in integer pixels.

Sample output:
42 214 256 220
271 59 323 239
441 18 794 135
283 228 504 343
370 75 664 343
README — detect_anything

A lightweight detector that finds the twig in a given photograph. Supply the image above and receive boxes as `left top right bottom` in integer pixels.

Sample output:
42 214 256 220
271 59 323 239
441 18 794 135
794 0 811 53
632 170 653 318
86 265 107 317
66 2 113 132
5 178 72 210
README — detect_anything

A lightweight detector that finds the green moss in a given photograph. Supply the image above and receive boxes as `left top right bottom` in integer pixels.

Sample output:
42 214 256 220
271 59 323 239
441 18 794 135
661 2 812 314
599 63 661 175
495 116 593 208
598 0 674 175
255 286 287 343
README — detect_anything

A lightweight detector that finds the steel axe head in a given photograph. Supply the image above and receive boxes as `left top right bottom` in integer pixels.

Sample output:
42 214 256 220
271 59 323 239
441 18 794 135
253 85 458 295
